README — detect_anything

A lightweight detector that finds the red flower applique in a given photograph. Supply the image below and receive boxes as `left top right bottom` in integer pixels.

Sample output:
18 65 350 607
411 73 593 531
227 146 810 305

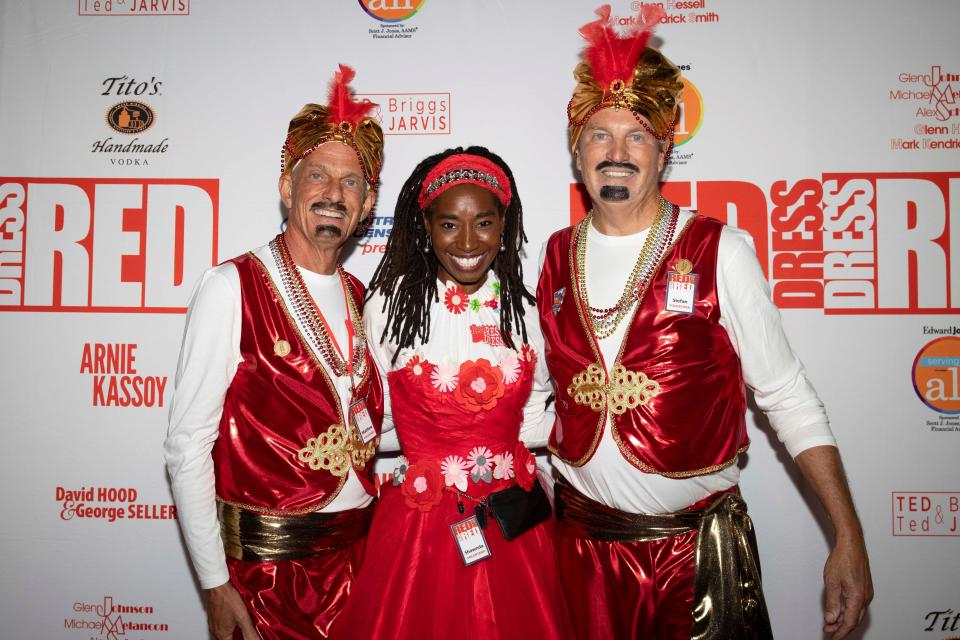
514 442 537 491
444 285 469 314
404 354 433 383
453 358 505 412
401 459 444 512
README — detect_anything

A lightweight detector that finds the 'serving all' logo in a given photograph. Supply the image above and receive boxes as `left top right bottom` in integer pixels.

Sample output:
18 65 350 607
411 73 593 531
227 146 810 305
913 337 960 414
674 77 703 147
0 178 218 312
358 0 425 22
570 172 960 314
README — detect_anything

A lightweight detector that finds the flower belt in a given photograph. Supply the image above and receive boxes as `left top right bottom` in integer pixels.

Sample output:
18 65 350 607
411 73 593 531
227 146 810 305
393 441 538 512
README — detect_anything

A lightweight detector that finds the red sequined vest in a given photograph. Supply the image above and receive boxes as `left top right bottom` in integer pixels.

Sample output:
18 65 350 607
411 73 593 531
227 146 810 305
537 214 748 478
212 253 383 512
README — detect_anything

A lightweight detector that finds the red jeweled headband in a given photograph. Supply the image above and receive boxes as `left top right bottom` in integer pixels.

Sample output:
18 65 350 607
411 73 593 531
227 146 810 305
418 154 512 210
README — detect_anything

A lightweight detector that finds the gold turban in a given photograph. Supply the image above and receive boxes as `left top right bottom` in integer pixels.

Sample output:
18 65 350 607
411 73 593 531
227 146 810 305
281 65 384 188
567 5 684 151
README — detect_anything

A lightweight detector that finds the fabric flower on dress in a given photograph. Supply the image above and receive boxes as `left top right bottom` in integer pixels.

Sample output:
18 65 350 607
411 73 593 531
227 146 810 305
492 451 515 480
520 343 537 363
401 459 443 512
444 285 469 314
467 446 494 483
440 455 469 492
514 442 537 491
404 354 433 382
453 358 505 411
498 350 521 384
430 360 459 392
391 455 410 486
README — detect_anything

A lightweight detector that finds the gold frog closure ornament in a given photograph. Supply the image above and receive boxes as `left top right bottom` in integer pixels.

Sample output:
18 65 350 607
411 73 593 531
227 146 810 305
567 363 660 415
297 424 378 476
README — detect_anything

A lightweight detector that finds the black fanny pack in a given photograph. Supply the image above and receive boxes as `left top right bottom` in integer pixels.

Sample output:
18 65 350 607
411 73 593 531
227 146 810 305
487 477 552 541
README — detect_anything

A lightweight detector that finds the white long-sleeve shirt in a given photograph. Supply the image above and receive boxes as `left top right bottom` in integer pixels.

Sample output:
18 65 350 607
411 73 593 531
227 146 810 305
544 210 836 514
164 243 377 589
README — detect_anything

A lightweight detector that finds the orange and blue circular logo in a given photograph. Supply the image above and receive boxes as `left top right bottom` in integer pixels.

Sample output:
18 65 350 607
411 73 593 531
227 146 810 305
674 78 703 147
358 0 426 22
912 337 960 414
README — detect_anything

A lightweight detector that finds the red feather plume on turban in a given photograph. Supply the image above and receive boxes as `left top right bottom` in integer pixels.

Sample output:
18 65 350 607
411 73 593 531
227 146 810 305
579 3 665 91
326 64 377 129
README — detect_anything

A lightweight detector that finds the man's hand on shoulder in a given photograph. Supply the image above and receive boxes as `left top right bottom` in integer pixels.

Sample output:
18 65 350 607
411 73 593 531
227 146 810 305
206 581 259 640
822 530 873 639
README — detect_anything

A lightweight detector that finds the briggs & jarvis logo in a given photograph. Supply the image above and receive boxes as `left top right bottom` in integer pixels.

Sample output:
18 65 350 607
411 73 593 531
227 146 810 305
106 101 155 134
0 178 218 313
892 492 958 537
913 337 960 416
65 595 169 639
570 172 960 314
358 0 425 22
360 92 450 135
57 485 177 523
78 0 189 16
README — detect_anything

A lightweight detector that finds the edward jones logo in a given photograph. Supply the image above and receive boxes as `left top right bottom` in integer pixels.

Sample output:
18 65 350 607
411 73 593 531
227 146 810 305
0 178 218 312
106 101 154 134
360 92 450 135
913 337 960 414
674 76 703 147
359 0 425 22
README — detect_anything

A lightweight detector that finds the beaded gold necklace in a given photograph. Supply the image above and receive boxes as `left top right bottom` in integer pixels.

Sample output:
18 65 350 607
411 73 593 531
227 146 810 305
574 197 678 340
270 233 367 379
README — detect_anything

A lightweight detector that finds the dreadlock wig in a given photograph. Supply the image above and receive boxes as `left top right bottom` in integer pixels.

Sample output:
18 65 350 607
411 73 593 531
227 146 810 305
368 146 534 362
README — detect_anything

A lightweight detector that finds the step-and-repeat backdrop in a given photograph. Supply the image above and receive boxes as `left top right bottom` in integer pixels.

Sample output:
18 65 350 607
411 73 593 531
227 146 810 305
1 1 958 638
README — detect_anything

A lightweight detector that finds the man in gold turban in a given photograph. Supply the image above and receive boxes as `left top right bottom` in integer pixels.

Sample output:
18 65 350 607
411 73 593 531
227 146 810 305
165 65 386 639
538 6 872 639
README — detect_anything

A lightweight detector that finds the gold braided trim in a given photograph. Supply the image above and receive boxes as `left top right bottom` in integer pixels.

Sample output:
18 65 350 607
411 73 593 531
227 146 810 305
216 496 326 517
297 423 378 477
612 431 751 479
567 363 660 415
249 253 348 506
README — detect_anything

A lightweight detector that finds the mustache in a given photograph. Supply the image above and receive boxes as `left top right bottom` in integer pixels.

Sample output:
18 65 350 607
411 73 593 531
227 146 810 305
309 200 348 213
595 161 640 173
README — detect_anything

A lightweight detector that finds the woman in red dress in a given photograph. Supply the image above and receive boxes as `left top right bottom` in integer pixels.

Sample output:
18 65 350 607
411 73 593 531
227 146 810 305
332 147 572 639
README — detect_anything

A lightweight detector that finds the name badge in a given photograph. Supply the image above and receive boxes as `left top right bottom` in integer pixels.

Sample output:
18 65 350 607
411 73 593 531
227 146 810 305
664 271 697 315
350 398 377 445
450 515 492 566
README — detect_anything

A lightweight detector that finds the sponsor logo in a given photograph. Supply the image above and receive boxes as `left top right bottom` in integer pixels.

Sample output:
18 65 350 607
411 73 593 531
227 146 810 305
359 0 425 22
96 76 168 165
923 608 960 635
913 337 960 416
106 101 155 134
0 178 219 313
360 92 451 135
570 172 960 314
889 65 960 151
892 492 958 537
65 595 169 639
671 73 702 162
80 343 168 407
617 1 721 26
356 215 395 258
78 0 189 16
57 486 177 523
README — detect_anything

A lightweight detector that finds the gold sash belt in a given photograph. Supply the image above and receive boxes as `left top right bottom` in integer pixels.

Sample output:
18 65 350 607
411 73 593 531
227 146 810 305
217 499 374 563
555 477 773 639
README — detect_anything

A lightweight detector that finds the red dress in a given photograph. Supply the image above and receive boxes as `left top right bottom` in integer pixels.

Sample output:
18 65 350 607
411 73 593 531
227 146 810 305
333 279 573 640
